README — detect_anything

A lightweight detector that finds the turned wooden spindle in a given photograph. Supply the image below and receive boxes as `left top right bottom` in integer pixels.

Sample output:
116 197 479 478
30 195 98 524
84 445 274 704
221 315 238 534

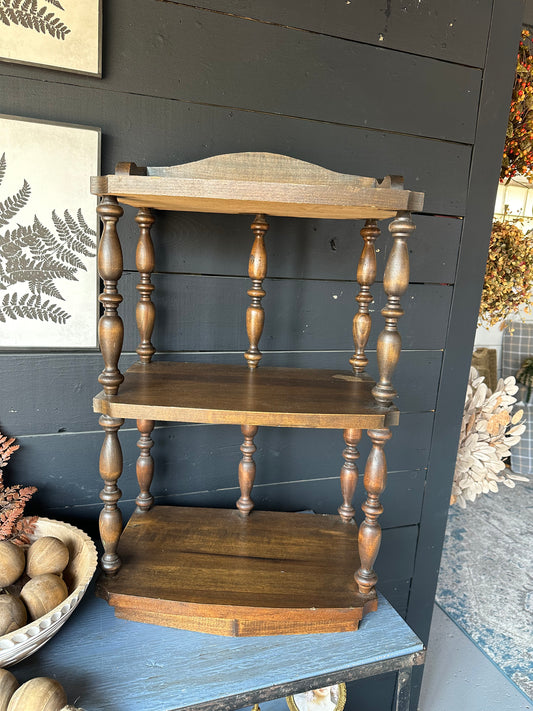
338 428 362 522
350 219 380 374
135 207 156 363
355 428 391 594
236 424 259 515
97 196 124 395
244 214 269 369
372 211 414 406
98 414 125 575
135 419 155 512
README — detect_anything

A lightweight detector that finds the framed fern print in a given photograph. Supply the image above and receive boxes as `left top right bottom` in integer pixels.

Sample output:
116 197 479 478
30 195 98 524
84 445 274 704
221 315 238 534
0 114 100 348
0 0 101 76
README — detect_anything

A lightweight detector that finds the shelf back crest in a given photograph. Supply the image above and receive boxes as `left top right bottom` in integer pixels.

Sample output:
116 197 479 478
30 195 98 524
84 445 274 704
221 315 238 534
147 152 378 186
90 152 424 219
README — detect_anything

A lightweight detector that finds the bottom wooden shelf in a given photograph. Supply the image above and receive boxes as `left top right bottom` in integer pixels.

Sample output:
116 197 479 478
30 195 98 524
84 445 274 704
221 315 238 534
97 506 378 636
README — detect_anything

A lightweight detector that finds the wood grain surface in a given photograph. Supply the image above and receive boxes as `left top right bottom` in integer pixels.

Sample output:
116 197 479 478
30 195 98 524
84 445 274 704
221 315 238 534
1 0 482 142
14 585 423 711
93 362 399 428
98 506 378 635
170 0 491 66
1 350 440 436
2 350 441 436
91 152 424 219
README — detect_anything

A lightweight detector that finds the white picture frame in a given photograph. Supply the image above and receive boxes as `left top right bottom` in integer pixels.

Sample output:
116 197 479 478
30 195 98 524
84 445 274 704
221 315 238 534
0 114 100 349
0 0 102 77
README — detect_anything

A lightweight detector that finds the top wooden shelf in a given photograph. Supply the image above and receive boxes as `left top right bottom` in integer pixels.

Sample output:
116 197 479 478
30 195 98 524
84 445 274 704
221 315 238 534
90 152 424 219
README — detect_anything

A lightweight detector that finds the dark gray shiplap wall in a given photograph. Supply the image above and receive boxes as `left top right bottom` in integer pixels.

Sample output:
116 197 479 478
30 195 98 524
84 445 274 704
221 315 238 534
0 1 523 709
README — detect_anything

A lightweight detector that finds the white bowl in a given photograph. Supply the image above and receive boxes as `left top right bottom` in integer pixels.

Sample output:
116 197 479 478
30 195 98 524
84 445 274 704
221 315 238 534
0 517 97 666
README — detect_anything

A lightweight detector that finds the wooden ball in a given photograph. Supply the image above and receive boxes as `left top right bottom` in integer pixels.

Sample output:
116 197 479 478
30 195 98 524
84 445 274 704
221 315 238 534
26 537 69 578
20 574 68 620
0 669 19 711
0 592 27 635
7 678 66 711
0 541 25 587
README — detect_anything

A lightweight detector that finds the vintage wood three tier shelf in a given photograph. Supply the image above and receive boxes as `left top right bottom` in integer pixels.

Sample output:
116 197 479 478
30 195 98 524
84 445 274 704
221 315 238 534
90 153 424 637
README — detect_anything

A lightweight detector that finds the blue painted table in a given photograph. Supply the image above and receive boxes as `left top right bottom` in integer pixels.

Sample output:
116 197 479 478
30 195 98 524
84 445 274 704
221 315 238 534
12 588 425 711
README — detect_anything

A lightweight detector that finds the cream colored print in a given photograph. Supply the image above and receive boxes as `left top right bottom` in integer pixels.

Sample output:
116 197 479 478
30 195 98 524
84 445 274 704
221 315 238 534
0 115 99 348
0 0 100 75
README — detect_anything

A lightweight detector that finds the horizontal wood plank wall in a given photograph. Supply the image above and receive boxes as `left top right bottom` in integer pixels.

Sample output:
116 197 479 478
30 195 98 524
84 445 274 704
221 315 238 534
120 277 451 352
0 1 522 709
119 212 462 283
167 0 492 66
0 74 471 215
1 0 481 142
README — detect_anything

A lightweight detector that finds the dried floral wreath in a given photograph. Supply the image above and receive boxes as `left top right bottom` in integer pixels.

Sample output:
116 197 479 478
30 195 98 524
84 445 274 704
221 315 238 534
478 219 533 327
501 29 533 183
451 368 528 508
479 30 533 327
0 431 37 544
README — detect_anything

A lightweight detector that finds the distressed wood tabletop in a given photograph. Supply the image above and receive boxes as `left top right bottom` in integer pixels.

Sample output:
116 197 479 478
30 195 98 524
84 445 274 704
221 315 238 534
13 587 424 711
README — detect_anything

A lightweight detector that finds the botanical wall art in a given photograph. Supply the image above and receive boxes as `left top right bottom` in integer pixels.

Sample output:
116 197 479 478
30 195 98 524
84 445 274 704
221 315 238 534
0 0 101 76
0 114 100 348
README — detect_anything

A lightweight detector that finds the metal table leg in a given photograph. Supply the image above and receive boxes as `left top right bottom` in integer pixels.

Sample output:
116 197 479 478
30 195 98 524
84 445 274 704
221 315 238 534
394 668 412 711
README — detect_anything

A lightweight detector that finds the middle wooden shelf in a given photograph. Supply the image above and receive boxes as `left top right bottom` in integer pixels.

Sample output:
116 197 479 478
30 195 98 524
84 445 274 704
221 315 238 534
93 361 399 429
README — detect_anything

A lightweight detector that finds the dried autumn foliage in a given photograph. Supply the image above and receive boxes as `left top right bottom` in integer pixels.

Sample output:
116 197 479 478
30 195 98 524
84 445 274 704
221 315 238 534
501 29 533 183
479 220 533 327
452 368 528 508
0 432 37 544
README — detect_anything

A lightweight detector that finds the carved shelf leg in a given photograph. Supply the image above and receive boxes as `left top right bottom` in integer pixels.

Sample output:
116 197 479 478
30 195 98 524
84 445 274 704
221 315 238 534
99 414 125 575
135 207 156 363
372 211 415 406
338 428 362 522
244 214 269 369
355 428 391 594
350 219 379 375
236 424 259 516
97 196 124 395
135 419 155 513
